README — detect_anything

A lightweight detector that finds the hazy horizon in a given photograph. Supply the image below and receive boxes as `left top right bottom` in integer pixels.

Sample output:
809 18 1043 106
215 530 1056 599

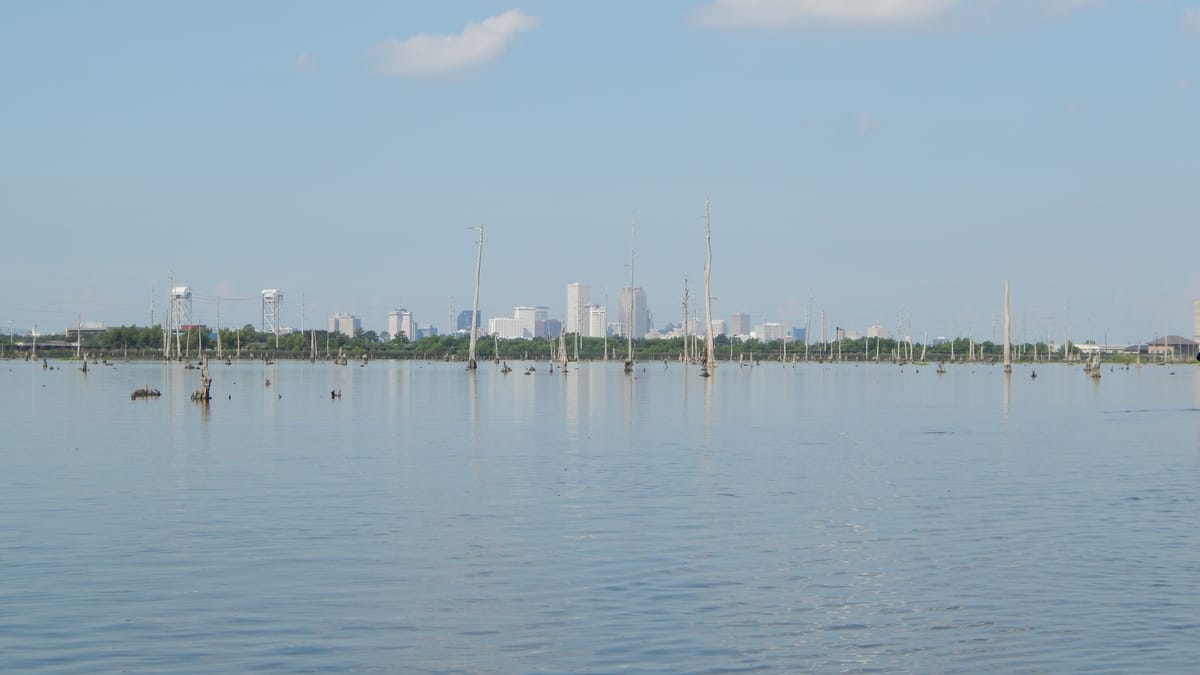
3 1 1199 345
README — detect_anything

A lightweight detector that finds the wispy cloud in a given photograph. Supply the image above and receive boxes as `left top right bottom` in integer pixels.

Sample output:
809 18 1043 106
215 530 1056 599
1046 0 1101 14
854 112 880 135
690 0 1100 29
371 9 539 76
690 0 959 28
1185 8 1200 35
294 53 318 73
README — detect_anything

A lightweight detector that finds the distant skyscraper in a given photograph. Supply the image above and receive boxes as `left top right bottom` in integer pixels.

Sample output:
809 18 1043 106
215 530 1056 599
756 321 786 342
566 282 590 335
488 316 524 339
533 306 549 339
388 308 414 341
728 312 751 336
514 306 539 339
587 304 607 338
457 309 480 331
329 313 359 337
387 310 399 339
491 306 549 339
618 287 650 338
400 311 415 342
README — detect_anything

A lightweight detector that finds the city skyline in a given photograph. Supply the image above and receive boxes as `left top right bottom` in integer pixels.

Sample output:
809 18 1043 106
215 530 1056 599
9 273 1196 349
3 2 1200 344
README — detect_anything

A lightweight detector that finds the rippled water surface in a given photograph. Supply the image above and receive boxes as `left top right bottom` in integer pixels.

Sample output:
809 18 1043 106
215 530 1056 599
2 358 1198 672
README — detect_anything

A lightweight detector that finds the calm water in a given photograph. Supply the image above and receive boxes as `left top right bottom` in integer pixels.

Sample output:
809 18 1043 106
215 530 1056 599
2 357 1197 673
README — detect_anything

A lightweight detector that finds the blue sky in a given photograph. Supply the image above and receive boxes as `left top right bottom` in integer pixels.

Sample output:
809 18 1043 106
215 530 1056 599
2 0 1199 344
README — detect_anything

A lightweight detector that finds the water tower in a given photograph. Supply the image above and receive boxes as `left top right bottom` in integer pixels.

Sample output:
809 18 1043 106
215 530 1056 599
171 286 192 331
262 289 283 338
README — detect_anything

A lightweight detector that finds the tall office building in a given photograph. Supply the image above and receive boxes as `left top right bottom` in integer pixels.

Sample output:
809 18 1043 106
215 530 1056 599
728 312 751 336
491 306 549 339
488 316 524 339
566 282 590 335
587 304 607 338
388 308 414 341
387 309 400 339
756 321 786 342
329 313 360 337
457 309 480 332
618 287 650 339
513 306 539 339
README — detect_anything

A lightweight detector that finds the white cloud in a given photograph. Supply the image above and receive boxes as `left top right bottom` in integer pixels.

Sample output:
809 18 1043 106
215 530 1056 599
1185 8 1200 35
690 0 1103 28
691 0 960 28
1048 0 1100 11
1034 0 1102 20
294 53 317 72
371 9 539 76
854 112 879 135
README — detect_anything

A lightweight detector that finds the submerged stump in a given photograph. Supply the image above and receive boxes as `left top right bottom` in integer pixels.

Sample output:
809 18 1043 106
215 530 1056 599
191 359 212 402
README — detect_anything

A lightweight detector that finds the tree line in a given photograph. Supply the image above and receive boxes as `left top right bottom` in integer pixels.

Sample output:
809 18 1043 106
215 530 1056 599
9 324 1082 363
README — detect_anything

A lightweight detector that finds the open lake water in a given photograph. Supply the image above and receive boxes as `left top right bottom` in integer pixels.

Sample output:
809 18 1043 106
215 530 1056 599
1 357 1197 673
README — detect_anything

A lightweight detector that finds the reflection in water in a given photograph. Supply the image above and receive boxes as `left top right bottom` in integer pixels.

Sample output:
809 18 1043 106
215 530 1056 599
565 366 580 441
1194 370 1200 449
3 361 1200 673
385 361 412 427
623 365 638 433
703 375 713 445
1002 370 1011 424
588 363 607 423
678 363 690 426
467 370 478 448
